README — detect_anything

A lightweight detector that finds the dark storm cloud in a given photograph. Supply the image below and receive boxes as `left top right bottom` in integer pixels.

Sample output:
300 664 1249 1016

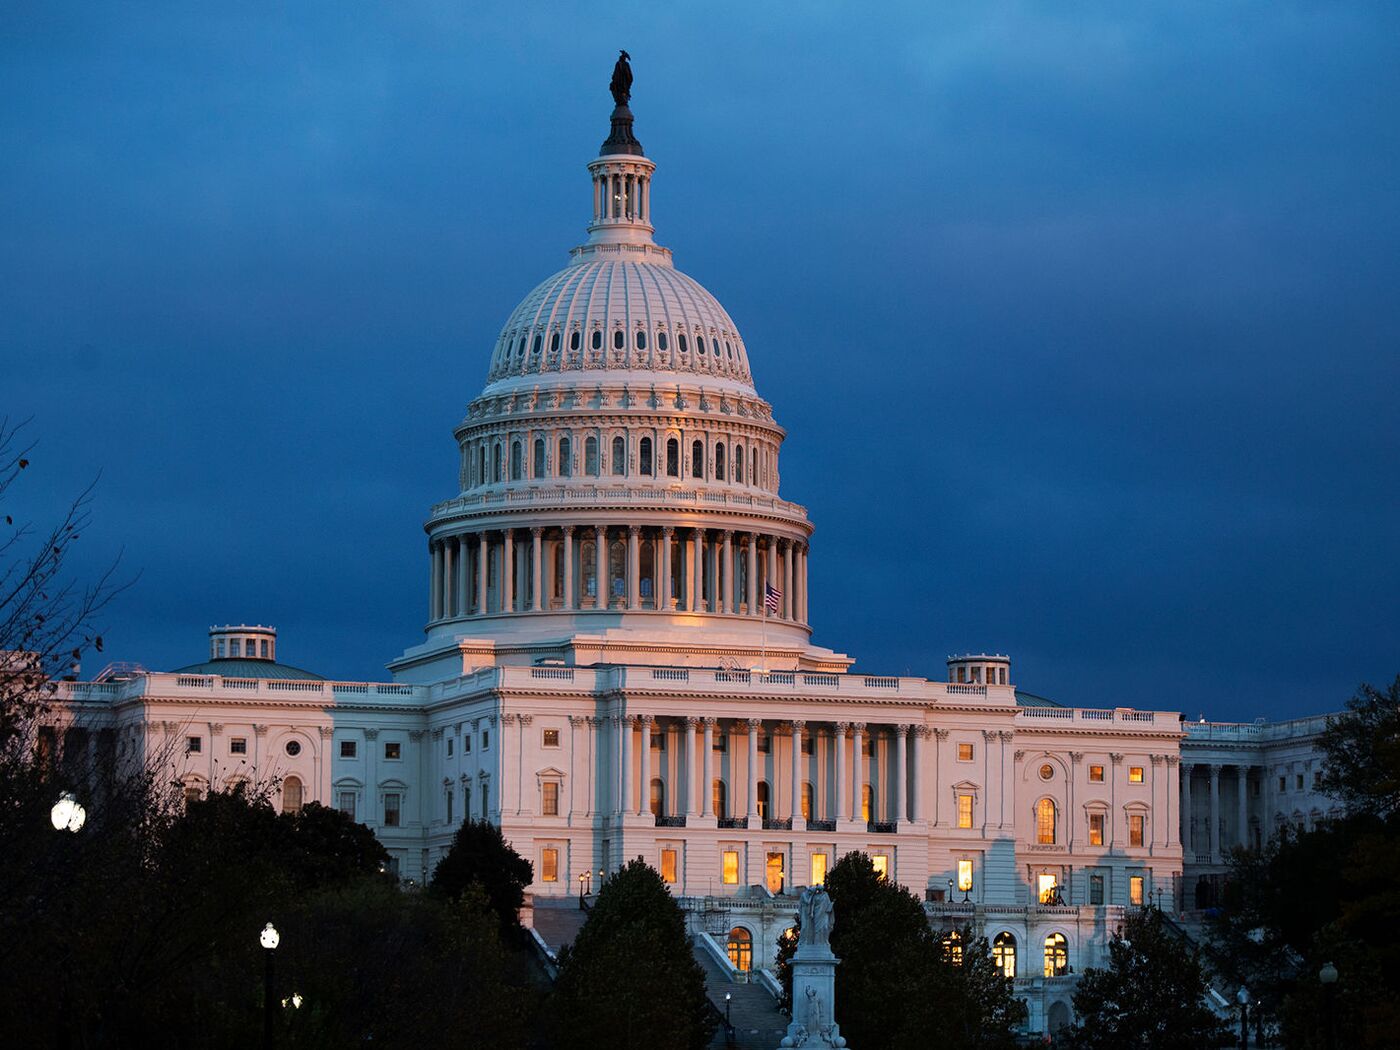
2 2 1396 719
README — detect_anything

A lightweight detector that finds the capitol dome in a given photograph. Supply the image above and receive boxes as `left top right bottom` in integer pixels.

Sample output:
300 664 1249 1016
393 61 849 679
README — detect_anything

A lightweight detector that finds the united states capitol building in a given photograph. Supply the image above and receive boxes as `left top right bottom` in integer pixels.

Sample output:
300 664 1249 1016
49 71 1340 1036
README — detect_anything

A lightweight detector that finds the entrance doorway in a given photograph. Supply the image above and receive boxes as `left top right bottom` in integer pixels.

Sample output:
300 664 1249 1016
766 852 785 895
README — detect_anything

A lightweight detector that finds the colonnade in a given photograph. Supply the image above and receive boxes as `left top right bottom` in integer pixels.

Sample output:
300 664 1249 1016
1181 762 1253 863
428 525 809 624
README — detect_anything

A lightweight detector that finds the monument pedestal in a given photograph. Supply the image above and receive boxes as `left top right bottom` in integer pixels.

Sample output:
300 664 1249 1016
778 946 848 1048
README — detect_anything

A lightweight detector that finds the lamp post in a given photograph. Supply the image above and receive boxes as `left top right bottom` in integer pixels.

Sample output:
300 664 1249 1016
1236 986 1249 1049
259 922 279 1050
947 878 954 904
1319 961 1338 1050
724 991 731 1027
578 871 591 909
50 792 86 832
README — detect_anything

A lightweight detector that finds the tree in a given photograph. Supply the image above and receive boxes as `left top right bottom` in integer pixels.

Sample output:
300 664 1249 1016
279 799 390 889
1068 906 1225 1050
550 858 715 1050
431 818 533 936
1316 676 1400 818
913 931 1027 1050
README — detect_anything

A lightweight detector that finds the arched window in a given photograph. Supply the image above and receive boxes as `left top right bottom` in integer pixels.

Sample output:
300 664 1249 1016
492 443 503 483
1044 933 1069 977
735 444 745 483
570 330 580 351
533 437 545 477
713 778 727 819
581 540 597 598
591 329 602 350
635 329 647 350
558 437 572 478
650 777 665 818
639 437 653 476
550 331 560 352
756 780 770 819
715 443 726 480
727 928 752 972
993 932 1017 978
610 435 626 476
478 445 487 487
282 775 303 815
1037 798 1057 844
510 441 522 480
801 781 814 821
678 333 688 353
608 540 625 601
697 336 707 355
691 440 704 478
942 930 963 965
658 331 668 351
531 333 542 355
585 436 599 476
613 329 625 349
751 447 758 487
861 783 874 823
664 438 679 477
640 541 655 602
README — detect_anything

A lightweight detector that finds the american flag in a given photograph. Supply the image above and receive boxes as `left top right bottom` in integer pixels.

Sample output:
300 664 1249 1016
764 583 782 615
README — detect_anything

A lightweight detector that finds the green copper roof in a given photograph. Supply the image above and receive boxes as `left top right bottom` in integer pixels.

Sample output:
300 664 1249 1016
1015 689 1064 708
171 658 324 681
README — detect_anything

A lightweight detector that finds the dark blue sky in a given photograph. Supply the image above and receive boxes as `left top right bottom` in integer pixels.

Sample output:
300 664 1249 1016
4 4 1397 721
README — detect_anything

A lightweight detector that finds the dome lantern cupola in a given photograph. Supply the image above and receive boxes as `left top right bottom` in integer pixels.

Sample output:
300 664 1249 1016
583 51 658 252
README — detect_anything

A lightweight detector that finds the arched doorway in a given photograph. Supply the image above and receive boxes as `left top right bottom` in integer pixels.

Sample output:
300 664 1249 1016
282 775 303 815
726 927 752 972
1048 1001 1071 1032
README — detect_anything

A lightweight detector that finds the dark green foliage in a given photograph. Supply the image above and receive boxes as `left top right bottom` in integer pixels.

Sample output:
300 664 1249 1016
551 858 716 1050
774 921 799 1013
1068 906 1225 1050
431 816 534 935
1316 676 1400 818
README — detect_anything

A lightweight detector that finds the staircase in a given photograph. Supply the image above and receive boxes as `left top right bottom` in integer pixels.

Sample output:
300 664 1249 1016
693 944 789 1050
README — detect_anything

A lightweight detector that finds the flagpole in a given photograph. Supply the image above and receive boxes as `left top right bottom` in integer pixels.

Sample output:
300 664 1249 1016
760 600 767 674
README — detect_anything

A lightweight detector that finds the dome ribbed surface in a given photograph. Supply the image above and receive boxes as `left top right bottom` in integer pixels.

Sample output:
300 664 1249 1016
487 258 754 387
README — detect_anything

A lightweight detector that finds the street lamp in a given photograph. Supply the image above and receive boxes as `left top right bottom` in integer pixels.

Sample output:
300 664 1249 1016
50 792 86 832
260 922 279 1049
724 991 731 1027
1236 986 1250 1049
578 871 590 909
1319 961 1338 1050
947 878 955 903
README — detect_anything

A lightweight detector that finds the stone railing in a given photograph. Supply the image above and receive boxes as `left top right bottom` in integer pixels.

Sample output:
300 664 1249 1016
717 816 749 830
1184 715 1333 742
428 483 809 522
655 815 688 828
56 673 427 705
1016 706 1166 728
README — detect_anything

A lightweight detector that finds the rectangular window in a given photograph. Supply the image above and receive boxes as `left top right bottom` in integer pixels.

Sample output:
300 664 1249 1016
661 848 678 884
957 858 974 893
186 736 202 754
230 737 247 755
1296 773 1304 790
651 733 664 750
482 730 490 751
1279 775 1286 792
541 847 558 882
1130 875 1144 906
802 735 814 755
447 737 454 757
385 742 401 760
871 854 888 880
758 733 771 754
383 793 401 827
1129 813 1145 847
446 788 453 823
337 791 356 818
713 733 727 752
957 794 974 829
1038 873 1059 904
1089 812 1105 846
810 852 827 886
957 742 974 762
542 781 559 816
1129 766 1144 784
340 740 356 759
1090 873 1105 905
722 850 739 885
1252 780 1261 797
1089 764 1104 782
543 728 560 748
464 734 472 754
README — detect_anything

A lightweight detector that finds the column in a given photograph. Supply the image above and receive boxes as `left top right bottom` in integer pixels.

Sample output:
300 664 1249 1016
746 718 761 823
784 539 795 620
429 541 441 619
1109 753 1122 847
1236 765 1250 849
691 528 704 611
627 526 641 610
721 531 734 614
833 723 848 824
933 728 948 827
594 525 607 607
501 529 514 612
684 717 699 817
618 715 632 818
799 544 809 623
1069 752 1083 850
746 533 758 615
790 721 805 828
910 727 924 823
638 716 652 817
477 533 489 614
661 526 675 610
562 526 575 610
1208 764 1222 862
457 536 469 615
701 718 716 817
851 723 866 823
442 538 455 617
530 528 543 612
894 724 908 825
1181 763 1194 854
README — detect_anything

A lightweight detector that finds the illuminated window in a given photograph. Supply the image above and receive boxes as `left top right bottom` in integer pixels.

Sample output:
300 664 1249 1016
1039 763 1054 781
943 930 963 965
757 781 771 819
542 728 560 748
727 927 752 972
722 849 739 885
1130 875 1144 905
1089 872 1105 905
958 859 974 893
650 778 665 818
282 775 303 815
957 743 974 761
1037 798 1057 844
957 793 974 829
542 782 559 816
541 848 558 882
713 779 727 819
1044 933 1068 977
861 784 872 822
1089 765 1104 782
1089 812 1105 846
661 848 677 884
1129 766 1144 784
993 932 1017 978
1129 813 1145 847
810 852 827 886
871 854 888 880
766 852 785 895
1038 873 1059 904
383 792 401 827
801 781 813 821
